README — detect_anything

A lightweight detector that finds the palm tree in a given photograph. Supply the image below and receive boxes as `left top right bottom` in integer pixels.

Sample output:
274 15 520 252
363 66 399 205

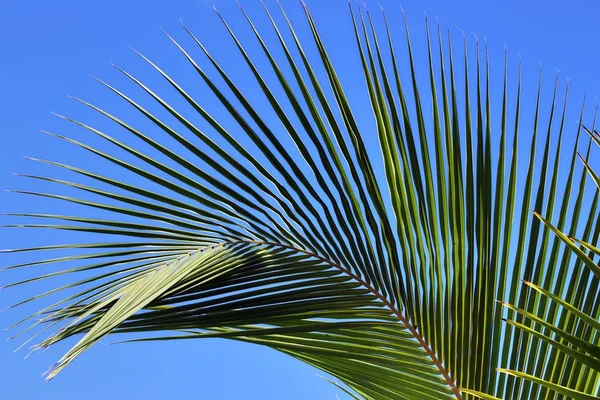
4 2 600 399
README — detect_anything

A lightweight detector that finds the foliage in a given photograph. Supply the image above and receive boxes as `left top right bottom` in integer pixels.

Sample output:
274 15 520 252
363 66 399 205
3 2 600 399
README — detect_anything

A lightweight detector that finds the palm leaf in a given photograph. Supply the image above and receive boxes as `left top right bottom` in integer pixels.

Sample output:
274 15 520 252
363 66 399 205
3 2 600 399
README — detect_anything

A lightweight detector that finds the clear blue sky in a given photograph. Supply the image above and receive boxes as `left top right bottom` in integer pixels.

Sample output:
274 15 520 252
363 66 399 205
1 0 599 399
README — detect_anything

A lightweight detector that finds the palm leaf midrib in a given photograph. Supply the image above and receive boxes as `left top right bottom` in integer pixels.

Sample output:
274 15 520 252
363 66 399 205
204 239 462 399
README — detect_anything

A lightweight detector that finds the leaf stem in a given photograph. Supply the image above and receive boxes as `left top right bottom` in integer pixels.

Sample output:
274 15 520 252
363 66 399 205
206 239 462 399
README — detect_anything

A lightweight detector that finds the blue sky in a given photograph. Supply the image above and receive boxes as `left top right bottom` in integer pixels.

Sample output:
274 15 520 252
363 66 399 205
1 0 600 399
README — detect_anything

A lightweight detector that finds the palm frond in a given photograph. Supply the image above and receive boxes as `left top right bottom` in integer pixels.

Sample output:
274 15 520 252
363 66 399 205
3 2 600 399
